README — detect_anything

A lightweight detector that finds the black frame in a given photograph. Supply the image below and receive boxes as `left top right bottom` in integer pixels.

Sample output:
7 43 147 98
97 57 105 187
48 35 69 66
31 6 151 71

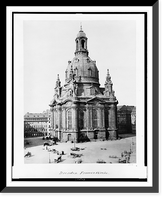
11 11 148 183
2 1 161 193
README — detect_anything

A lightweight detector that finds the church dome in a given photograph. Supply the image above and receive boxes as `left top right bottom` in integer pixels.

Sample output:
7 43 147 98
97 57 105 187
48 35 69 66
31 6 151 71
65 27 99 85
65 54 99 84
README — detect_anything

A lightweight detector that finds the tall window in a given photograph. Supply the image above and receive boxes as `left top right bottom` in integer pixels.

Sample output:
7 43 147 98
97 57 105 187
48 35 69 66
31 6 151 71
76 40 79 50
101 109 103 127
90 87 95 95
67 109 72 130
74 67 78 76
81 40 85 48
105 109 109 128
55 111 58 129
92 108 98 128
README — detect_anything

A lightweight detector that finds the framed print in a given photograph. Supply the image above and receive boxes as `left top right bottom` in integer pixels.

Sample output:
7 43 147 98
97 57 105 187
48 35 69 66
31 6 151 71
3 2 159 193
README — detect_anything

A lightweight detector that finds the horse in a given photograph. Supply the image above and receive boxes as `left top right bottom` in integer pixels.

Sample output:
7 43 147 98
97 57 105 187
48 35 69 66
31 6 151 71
24 152 32 157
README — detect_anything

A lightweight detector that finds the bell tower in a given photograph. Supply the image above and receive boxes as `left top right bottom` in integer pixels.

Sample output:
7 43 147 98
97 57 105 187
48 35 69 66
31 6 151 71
104 69 113 96
75 25 88 56
55 74 61 88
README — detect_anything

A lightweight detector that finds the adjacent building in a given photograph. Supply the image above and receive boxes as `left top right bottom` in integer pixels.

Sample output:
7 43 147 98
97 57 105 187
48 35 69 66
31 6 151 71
117 105 136 134
49 26 118 142
24 110 51 138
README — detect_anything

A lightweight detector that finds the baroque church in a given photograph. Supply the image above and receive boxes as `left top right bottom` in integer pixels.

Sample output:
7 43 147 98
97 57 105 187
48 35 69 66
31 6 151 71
49 26 118 142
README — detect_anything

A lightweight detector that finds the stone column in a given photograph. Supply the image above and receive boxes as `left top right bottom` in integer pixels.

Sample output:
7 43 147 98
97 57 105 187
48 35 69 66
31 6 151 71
72 107 75 130
108 104 117 139
109 104 117 129
54 108 56 130
57 105 61 140
50 107 54 129
98 107 102 128
89 107 92 129
86 105 89 129
108 106 112 128
102 108 105 128
115 105 117 130
72 104 78 142
75 105 79 131
61 108 64 130
85 39 87 49
78 40 81 50
64 108 67 130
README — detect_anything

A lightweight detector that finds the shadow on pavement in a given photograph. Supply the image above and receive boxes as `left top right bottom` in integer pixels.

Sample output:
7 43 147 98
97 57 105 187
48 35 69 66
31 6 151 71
118 134 136 139
24 137 52 148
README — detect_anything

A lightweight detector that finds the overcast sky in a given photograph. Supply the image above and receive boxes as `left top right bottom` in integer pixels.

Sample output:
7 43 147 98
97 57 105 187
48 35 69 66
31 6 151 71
24 19 136 114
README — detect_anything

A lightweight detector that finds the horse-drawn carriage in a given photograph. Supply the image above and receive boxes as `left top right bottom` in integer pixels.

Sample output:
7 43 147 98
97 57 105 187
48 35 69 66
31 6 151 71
54 155 62 163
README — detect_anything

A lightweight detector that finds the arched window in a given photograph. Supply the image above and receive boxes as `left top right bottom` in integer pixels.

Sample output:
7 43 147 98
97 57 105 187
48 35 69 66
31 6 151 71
92 108 98 128
88 68 92 76
81 40 85 49
76 40 79 50
105 109 109 128
74 67 78 76
67 109 72 130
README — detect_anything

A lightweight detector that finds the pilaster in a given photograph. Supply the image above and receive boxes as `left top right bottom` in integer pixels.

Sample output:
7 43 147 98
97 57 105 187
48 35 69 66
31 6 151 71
72 104 78 142
108 103 118 140
72 104 78 131
50 107 54 129
98 107 102 128
64 108 67 130
54 108 56 130
89 107 92 129
57 105 61 140
102 108 105 128
86 104 89 129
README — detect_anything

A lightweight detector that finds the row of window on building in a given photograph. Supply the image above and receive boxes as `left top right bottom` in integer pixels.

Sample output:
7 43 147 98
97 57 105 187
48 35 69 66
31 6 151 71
24 110 51 138
24 124 48 128
54 108 105 130
25 133 44 137
24 118 48 121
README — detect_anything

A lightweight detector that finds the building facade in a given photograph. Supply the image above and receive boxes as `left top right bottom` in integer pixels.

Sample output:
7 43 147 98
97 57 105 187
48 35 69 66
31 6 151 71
49 27 118 142
24 110 51 138
117 105 136 134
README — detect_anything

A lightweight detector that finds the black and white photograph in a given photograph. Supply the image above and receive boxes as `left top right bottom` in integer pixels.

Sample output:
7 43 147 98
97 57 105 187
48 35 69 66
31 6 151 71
24 19 136 165
4 4 159 193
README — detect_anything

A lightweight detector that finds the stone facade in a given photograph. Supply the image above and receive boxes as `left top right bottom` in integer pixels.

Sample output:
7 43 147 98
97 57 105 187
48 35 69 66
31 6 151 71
49 27 118 142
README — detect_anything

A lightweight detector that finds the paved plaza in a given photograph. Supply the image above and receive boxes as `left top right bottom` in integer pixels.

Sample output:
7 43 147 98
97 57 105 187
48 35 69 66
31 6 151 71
24 135 136 164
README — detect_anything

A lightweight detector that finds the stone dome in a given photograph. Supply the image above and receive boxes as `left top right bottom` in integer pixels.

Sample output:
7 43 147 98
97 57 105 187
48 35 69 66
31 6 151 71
76 30 87 38
65 27 99 85
65 54 99 84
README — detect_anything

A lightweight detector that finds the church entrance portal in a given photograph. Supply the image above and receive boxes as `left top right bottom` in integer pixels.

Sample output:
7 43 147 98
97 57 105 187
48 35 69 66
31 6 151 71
67 134 72 141
94 130 98 139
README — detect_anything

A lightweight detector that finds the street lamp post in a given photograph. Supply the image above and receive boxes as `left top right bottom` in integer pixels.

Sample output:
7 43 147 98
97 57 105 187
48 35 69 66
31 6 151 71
49 152 51 163
74 137 76 149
